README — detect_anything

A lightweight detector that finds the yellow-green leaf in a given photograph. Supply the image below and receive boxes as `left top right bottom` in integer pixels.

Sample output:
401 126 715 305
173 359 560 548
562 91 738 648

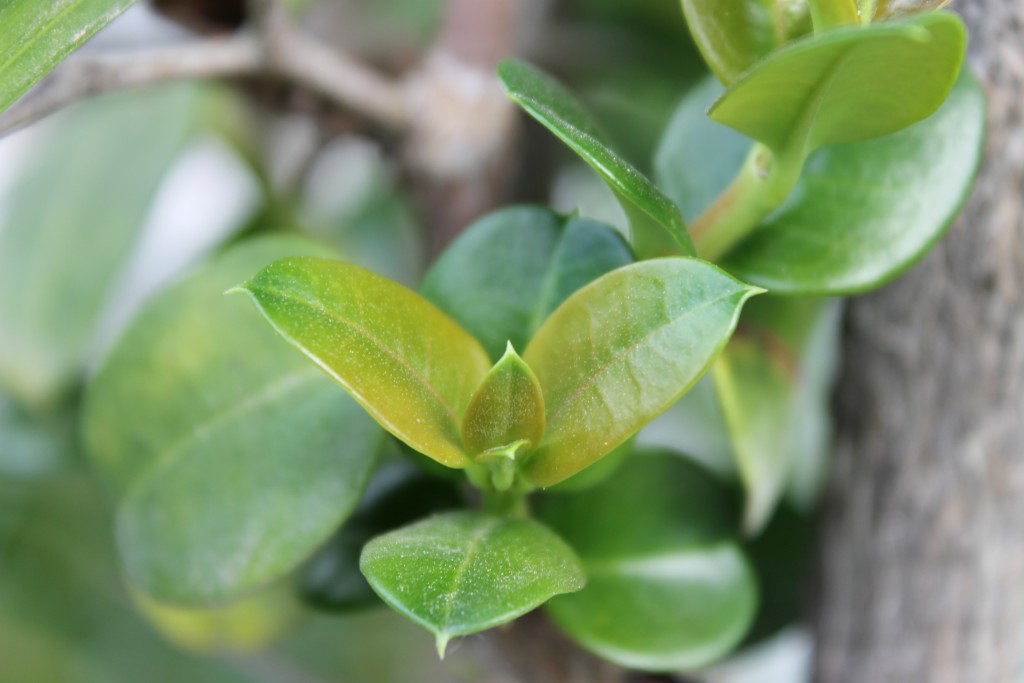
461 343 545 458
522 259 761 487
233 258 491 468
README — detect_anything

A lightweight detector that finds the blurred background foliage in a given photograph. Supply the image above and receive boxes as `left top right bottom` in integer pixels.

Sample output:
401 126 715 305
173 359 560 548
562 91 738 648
0 1 813 681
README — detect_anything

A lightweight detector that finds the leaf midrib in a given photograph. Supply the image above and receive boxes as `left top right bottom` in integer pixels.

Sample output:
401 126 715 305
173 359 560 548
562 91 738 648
438 517 501 635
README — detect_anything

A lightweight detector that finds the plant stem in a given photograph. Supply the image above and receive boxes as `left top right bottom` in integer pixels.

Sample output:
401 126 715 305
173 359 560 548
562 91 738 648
483 490 529 517
690 143 803 262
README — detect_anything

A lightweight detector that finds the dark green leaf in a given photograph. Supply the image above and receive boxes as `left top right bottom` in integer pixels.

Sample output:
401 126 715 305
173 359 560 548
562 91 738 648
0 86 200 408
538 448 757 671
233 257 491 468
523 258 760 487
724 67 985 293
421 206 633 360
680 0 812 85
302 459 465 612
84 236 381 604
0 0 137 115
498 59 694 258
714 297 841 533
360 511 585 655
709 12 966 155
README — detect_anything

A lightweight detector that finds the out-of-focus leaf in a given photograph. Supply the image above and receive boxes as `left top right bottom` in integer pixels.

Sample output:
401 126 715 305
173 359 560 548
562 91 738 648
0 86 200 408
0 476 252 683
523 259 760 487
498 59 694 259
681 0 813 85
84 236 381 605
301 459 464 612
421 206 632 360
130 584 299 654
723 67 985 294
709 12 965 155
538 448 757 671
655 74 751 222
234 257 491 468
864 0 952 20
360 511 585 655
713 297 841 534
0 0 137 115
0 391 75 478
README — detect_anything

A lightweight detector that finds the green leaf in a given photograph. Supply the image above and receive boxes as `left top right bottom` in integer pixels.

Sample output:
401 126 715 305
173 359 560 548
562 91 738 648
83 236 381 605
709 12 966 156
807 0 859 30
302 460 465 612
522 258 761 488
723 66 985 294
359 511 585 656
462 343 545 459
0 85 200 408
680 0 813 85
713 297 841 534
498 59 695 259
0 0 136 115
421 206 633 360
233 257 492 468
538 448 757 671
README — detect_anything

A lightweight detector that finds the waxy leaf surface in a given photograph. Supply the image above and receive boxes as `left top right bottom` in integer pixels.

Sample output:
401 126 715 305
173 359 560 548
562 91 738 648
84 237 381 604
538 449 757 671
523 258 759 487
724 67 985 293
714 297 841 534
709 12 965 155
360 511 585 655
498 59 694 258
681 0 812 85
421 206 632 360
235 257 491 467
462 344 545 457
0 0 136 115
0 86 199 408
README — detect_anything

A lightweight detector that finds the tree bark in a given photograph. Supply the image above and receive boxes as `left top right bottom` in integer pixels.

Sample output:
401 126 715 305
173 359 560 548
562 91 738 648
813 2 1024 681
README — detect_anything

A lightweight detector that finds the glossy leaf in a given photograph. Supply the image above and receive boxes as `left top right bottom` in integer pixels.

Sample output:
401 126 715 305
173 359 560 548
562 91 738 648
0 0 136 115
421 206 633 360
714 297 841 534
522 258 760 487
302 460 465 611
498 59 695 258
680 0 813 85
84 236 381 604
233 257 491 468
724 67 985 293
538 449 757 671
0 86 199 408
709 12 966 156
462 343 545 458
360 511 585 655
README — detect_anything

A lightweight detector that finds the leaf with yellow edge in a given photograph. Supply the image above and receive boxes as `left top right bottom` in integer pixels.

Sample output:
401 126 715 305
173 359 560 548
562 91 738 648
232 258 491 468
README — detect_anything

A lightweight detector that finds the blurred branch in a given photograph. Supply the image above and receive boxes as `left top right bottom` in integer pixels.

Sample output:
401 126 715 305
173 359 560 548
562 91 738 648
0 1 410 138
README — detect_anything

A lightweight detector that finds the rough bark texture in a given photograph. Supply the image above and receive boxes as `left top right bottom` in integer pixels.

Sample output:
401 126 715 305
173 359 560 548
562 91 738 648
813 2 1024 681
